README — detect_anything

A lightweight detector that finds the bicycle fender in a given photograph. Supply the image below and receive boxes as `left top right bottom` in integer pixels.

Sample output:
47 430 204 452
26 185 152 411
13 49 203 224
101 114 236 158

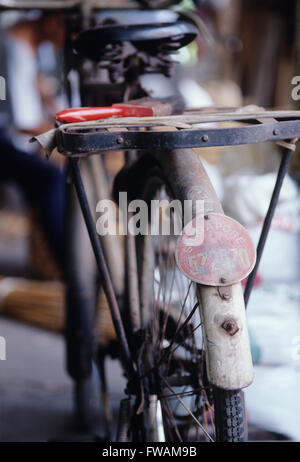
152 148 254 390
197 282 254 390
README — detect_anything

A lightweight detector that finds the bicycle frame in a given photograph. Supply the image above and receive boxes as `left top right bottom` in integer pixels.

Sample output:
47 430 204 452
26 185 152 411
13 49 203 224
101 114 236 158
68 146 254 390
60 111 299 391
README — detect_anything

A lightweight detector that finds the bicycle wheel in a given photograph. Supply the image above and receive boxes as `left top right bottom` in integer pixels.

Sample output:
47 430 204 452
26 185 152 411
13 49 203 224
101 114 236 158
129 174 247 442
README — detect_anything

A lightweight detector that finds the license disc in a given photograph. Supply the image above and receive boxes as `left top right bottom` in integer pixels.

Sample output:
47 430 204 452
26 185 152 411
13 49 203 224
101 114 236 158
175 213 256 286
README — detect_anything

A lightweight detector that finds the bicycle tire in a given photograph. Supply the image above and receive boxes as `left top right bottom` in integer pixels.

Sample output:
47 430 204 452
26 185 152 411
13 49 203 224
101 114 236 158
213 388 247 442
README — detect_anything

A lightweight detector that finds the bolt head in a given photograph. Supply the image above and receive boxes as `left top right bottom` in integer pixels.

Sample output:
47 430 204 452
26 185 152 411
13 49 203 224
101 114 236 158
221 318 239 336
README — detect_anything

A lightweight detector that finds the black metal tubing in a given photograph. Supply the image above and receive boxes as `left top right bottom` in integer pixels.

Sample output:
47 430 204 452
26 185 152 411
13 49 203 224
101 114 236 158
244 147 293 306
64 173 98 381
68 157 135 378
58 119 300 155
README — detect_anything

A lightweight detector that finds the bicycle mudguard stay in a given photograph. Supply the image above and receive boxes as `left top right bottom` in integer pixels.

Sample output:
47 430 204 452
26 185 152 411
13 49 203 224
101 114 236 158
151 148 254 390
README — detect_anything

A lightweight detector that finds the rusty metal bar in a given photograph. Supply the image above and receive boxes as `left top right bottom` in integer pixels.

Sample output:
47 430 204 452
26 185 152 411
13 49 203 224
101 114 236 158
244 146 293 306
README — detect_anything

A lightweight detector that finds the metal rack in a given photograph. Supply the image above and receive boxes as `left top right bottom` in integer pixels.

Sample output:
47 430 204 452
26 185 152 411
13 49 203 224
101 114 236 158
56 109 300 155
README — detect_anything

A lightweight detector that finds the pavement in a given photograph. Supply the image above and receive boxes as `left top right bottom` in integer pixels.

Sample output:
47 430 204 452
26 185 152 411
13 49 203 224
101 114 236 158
0 317 125 442
0 316 291 442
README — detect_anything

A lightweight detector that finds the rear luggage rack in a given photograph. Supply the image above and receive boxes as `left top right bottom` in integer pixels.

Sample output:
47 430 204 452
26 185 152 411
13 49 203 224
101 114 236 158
55 108 300 156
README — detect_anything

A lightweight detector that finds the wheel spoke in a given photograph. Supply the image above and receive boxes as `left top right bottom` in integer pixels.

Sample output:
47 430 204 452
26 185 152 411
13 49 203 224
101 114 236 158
138 183 215 442
161 376 214 442
158 301 200 366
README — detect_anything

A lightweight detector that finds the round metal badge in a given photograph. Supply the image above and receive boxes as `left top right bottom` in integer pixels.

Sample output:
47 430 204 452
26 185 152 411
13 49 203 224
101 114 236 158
175 213 256 286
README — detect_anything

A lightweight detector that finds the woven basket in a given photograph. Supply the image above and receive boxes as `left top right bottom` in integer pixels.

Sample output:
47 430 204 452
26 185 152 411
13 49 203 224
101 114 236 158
0 278 117 343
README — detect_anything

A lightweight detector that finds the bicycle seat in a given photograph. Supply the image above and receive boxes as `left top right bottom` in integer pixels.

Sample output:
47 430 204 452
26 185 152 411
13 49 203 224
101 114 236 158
73 20 199 62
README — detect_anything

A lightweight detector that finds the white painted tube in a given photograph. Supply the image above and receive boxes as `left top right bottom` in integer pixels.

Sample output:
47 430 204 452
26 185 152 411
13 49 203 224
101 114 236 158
197 282 254 390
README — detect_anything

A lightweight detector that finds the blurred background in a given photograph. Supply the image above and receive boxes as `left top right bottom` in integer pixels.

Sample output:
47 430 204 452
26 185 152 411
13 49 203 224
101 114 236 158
0 0 300 441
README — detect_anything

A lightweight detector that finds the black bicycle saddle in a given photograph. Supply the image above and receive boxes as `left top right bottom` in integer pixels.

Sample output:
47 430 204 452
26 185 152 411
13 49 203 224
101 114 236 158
73 20 199 62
